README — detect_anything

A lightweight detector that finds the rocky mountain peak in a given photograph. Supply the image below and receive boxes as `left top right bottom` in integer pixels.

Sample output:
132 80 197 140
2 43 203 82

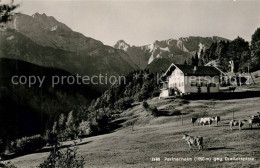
30 13 71 32
114 40 131 51
114 36 229 67
5 13 107 52
32 12 47 18
6 13 72 33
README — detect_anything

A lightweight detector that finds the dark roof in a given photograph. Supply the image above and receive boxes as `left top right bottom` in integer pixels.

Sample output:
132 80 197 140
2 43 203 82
163 64 221 78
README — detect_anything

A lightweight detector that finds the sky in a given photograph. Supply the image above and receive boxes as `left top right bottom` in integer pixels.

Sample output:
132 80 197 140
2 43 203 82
12 0 260 46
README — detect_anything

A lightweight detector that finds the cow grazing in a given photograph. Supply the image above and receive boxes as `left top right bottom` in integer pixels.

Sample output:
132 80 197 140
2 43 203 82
229 120 247 130
212 116 220 125
251 112 260 119
248 117 260 129
191 118 198 126
182 134 203 151
199 117 213 127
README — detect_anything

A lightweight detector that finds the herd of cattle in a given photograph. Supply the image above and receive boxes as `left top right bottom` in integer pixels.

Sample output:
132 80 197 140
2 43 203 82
191 116 220 126
190 112 260 130
183 112 260 150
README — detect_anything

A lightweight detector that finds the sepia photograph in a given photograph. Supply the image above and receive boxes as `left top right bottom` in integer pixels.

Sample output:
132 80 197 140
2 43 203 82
0 0 260 167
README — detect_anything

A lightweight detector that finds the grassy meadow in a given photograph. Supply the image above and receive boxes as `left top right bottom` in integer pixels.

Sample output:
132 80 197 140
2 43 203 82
9 84 260 168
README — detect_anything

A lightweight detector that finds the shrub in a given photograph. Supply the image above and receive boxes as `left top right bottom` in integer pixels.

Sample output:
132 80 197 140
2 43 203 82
38 142 85 168
142 101 149 110
151 90 160 98
78 121 90 137
0 161 17 168
169 110 182 116
142 101 159 117
11 135 46 154
64 111 78 141
178 99 190 106
88 121 99 136
95 114 110 134
50 112 79 142
86 112 111 136
134 92 146 102
192 112 209 119
150 107 160 117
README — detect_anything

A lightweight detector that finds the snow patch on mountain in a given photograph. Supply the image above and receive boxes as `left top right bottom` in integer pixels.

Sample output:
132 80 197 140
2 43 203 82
147 43 154 52
167 39 174 45
177 40 189 52
160 47 170 52
148 55 155 64
147 44 169 64
114 36 228 66
6 36 14 40
119 44 129 51
50 25 58 31
114 40 131 51
180 37 188 42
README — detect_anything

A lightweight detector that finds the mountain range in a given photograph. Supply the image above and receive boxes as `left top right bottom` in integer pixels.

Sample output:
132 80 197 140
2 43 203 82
113 36 228 72
1 13 229 77
0 12 230 140
2 13 138 79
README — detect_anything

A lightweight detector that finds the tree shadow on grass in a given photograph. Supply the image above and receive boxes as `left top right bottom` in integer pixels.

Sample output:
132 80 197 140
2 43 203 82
158 110 189 116
184 91 260 100
242 127 260 130
2 141 93 161
207 146 234 150
36 140 93 153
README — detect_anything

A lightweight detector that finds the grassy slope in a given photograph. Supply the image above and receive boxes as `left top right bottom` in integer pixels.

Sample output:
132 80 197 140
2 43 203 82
10 85 260 168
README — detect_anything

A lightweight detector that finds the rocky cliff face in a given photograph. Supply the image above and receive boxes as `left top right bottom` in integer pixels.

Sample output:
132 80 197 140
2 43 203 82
8 13 103 52
114 36 229 71
2 13 139 79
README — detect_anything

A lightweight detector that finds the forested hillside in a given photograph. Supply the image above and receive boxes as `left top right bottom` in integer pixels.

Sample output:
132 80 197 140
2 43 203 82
0 58 100 142
188 28 260 73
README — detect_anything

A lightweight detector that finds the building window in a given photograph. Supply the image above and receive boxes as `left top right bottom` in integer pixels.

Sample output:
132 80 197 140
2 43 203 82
208 83 216 87
201 82 207 87
191 82 197 87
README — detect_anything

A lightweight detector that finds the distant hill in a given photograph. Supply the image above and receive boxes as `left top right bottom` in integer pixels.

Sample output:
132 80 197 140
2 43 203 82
0 58 100 140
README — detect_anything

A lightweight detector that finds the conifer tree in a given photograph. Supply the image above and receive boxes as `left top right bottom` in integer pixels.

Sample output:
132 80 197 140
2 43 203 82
0 0 19 27
194 52 199 66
